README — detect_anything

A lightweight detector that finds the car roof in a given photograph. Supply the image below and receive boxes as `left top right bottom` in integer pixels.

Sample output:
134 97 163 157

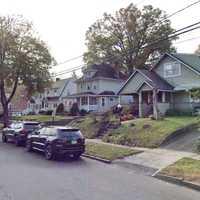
46 126 79 130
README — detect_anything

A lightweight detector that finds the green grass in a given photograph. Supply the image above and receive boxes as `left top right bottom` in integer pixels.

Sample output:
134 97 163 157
85 142 140 161
160 158 200 183
68 115 103 138
13 115 67 122
103 116 200 148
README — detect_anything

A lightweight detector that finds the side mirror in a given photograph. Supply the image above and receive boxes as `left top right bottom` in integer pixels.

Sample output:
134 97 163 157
34 131 40 135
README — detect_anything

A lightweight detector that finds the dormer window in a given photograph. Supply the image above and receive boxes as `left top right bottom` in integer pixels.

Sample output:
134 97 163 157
164 62 181 78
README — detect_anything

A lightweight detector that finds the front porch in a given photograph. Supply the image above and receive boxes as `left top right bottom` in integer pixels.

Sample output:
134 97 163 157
133 90 172 118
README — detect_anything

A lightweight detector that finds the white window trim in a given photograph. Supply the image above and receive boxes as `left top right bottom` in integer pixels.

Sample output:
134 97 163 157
163 62 181 78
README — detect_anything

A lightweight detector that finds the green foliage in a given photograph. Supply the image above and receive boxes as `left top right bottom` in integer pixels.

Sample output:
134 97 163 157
103 117 199 148
86 142 140 161
84 4 177 74
166 109 193 116
190 88 200 101
196 138 200 152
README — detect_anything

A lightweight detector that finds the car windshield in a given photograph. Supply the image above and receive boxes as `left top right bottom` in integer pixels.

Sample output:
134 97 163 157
57 129 82 139
24 123 41 130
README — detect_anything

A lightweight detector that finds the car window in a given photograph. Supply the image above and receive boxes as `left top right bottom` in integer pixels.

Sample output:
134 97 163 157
24 123 41 130
39 128 46 135
57 129 82 139
46 128 57 136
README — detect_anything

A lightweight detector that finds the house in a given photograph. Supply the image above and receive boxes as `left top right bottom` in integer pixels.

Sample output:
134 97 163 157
0 86 29 116
118 53 200 118
66 63 133 112
27 77 77 114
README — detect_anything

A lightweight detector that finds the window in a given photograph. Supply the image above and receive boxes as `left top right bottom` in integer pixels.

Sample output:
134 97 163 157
81 97 88 105
93 85 97 90
87 85 90 90
110 98 113 102
164 62 181 78
89 97 97 105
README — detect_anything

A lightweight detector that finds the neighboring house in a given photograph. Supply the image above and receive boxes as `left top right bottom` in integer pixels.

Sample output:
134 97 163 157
118 53 200 117
0 86 29 116
27 77 77 114
67 63 133 112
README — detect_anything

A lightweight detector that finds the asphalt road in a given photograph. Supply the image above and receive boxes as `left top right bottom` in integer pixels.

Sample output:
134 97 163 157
0 141 200 200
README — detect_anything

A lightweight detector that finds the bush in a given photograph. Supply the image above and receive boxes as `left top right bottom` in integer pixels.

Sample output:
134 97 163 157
70 102 79 116
39 110 46 115
79 109 88 116
166 109 193 116
196 138 200 152
46 110 53 115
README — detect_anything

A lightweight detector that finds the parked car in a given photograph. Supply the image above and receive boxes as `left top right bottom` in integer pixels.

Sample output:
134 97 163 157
26 126 85 160
2 121 41 146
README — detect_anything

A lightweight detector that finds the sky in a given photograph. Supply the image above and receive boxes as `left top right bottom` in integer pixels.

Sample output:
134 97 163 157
1 0 200 78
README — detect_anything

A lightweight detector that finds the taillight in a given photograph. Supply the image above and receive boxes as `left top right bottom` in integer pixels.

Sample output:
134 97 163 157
77 138 85 144
20 129 27 134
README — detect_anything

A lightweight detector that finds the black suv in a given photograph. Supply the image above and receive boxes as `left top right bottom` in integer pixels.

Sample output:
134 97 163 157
26 126 85 160
2 121 41 146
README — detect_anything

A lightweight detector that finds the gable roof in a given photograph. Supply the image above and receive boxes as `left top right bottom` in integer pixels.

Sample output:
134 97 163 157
152 53 200 75
118 69 173 94
78 63 127 82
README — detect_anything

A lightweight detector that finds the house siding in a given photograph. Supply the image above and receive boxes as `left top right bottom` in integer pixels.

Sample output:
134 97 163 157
155 56 200 88
120 72 148 94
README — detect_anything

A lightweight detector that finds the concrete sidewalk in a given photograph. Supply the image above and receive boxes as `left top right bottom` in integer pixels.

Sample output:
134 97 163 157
87 139 200 170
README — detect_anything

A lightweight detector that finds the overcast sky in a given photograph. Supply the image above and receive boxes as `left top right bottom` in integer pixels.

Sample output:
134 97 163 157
1 0 200 78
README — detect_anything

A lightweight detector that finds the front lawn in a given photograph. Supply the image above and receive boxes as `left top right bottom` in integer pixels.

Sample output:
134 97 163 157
103 117 200 148
85 142 140 161
160 157 200 184
13 115 68 122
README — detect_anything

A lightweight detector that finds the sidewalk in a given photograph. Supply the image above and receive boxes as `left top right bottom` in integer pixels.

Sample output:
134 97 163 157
86 139 200 170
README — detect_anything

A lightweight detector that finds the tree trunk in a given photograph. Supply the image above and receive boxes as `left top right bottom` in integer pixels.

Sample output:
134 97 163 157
2 102 9 127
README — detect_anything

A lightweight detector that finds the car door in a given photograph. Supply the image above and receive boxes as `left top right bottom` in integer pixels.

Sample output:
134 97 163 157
37 128 49 151
5 123 16 141
31 128 45 150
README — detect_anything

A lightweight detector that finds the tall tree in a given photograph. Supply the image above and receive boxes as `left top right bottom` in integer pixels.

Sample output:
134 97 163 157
0 15 55 127
84 4 177 75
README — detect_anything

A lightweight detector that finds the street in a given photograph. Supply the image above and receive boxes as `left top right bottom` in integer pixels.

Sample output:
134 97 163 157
0 140 199 200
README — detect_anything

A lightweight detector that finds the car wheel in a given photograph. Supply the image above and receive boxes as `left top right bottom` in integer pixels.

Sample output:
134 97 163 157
26 140 32 152
2 134 7 143
15 137 21 146
73 153 81 160
45 145 54 160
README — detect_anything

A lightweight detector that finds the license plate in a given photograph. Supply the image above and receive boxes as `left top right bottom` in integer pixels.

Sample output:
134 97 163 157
71 140 77 144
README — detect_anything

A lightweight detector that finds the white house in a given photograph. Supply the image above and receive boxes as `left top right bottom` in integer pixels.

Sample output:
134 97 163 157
27 77 77 114
65 63 133 112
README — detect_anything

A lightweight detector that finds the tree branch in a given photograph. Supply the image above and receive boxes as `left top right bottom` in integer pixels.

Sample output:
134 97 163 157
7 76 18 104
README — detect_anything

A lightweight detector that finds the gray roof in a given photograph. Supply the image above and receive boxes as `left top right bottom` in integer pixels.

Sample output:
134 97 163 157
52 78 72 89
137 69 174 91
169 53 200 73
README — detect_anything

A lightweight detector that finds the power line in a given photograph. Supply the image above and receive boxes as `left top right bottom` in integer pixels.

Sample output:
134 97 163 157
175 35 200 45
53 21 200 77
163 0 200 21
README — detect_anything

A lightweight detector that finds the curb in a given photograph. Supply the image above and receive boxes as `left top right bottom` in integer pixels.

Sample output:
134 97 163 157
82 154 112 164
154 173 200 191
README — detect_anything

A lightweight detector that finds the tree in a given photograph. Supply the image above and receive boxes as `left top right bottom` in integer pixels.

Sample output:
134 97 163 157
84 4 177 75
0 15 55 127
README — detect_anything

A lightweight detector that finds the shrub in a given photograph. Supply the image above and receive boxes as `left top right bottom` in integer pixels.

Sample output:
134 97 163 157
70 102 79 116
196 138 200 153
79 109 88 116
46 110 53 115
39 110 46 115
166 109 193 116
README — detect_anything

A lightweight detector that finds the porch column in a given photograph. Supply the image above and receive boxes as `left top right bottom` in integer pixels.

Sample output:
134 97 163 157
87 96 90 111
139 91 142 117
162 91 166 103
153 89 158 119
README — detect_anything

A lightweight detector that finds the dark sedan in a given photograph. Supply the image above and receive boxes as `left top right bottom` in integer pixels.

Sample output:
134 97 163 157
2 121 41 146
26 126 85 160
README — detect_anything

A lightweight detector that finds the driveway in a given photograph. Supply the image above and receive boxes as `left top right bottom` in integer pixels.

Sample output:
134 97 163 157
0 139 200 199
115 129 200 170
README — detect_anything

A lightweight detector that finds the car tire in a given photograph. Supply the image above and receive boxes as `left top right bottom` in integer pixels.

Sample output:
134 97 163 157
73 153 81 160
15 137 21 146
45 145 54 160
26 140 32 152
2 134 7 143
